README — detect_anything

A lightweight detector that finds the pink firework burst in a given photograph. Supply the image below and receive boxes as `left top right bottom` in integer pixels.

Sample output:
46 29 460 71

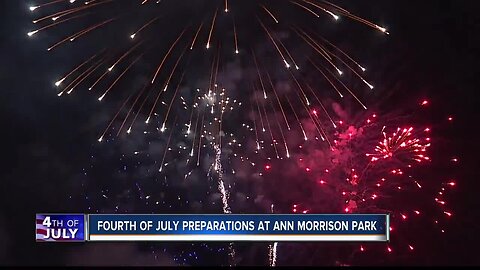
366 126 430 163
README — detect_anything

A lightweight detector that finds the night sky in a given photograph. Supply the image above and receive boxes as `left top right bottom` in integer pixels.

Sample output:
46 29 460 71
1 0 480 266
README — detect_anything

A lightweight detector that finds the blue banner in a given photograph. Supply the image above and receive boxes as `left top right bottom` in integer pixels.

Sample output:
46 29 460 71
87 214 389 242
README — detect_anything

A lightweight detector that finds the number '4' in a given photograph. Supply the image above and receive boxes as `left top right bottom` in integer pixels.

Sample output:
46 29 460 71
42 216 51 227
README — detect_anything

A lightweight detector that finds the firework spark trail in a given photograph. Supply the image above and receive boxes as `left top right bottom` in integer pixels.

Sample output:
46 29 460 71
260 97 280 159
158 116 177 173
29 0 66 12
251 102 261 152
130 17 159 39
116 82 150 136
58 56 107 96
212 145 231 214
54 52 100 87
47 18 116 51
285 95 308 141
269 100 290 158
306 84 337 128
257 17 291 69
265 71 290 131
268 204 278 267
233 18 239 54
209 144 235 266
269 242 278 267
206 8 218 49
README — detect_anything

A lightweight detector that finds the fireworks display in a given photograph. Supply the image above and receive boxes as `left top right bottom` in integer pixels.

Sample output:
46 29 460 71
27 0 389 151
24 0 461 267
255 99 457 265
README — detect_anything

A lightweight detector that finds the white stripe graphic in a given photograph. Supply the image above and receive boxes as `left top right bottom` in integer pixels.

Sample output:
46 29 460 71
89 234 387 241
